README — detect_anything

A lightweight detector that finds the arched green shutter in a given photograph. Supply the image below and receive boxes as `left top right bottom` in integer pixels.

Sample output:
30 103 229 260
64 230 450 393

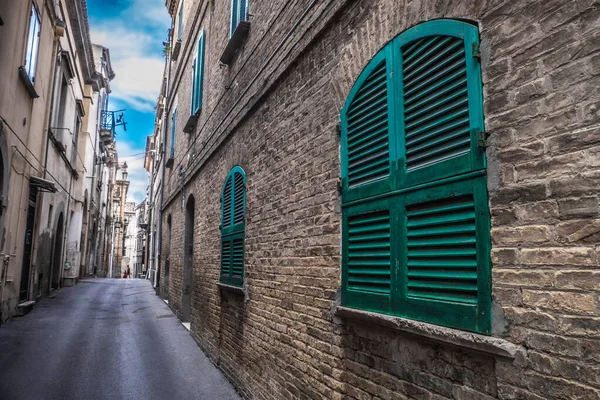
220 167 246 287
341 47 396 203
396 20 485 187
341 20 491 334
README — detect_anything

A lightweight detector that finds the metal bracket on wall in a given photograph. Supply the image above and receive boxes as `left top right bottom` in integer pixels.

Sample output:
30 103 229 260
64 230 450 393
472 42 481 59
477 131 488 148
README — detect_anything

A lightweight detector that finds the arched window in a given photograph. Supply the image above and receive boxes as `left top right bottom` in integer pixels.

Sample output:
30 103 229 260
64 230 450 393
340 20 491 333
220 166 246 287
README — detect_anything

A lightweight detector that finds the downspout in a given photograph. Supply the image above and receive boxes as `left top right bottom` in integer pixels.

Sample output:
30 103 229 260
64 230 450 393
154 25 175 288
147 166 154 285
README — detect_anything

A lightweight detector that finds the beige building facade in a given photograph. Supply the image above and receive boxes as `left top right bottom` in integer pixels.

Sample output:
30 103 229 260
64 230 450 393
0 0 116 322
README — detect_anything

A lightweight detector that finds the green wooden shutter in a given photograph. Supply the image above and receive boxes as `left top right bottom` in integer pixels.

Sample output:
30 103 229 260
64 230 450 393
222 174 233 225
230 0 238 37
220 238 231 281
220 167 246 287
191 31 205 115
342 198 395 314
341 47 396 203
231 0 248 36
400 176 491 333
395 20 485 187
341 20 490 334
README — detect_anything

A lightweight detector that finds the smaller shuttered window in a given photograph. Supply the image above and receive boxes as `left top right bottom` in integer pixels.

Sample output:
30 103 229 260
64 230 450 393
230 0 248 37
170 108 177 159
220 167 246 287
191 30 205 115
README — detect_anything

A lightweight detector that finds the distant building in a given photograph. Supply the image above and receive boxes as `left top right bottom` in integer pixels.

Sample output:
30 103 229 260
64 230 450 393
135 200 147 278
0 0 116 321
122 201 136 277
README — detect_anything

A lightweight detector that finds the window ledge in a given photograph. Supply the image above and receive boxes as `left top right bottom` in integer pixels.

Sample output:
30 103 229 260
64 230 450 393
217 282 245 296
18 67 38 98
220 21 250 65
183 113 199 133
335 306 527 364
171 40 181 60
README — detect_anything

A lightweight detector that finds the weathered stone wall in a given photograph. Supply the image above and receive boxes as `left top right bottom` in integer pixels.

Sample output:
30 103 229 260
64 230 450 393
161 0 600 398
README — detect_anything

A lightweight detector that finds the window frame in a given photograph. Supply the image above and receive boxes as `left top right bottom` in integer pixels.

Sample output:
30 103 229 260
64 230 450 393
220 166 247 287
340 19 491 334
24 3 41 82
191 30 205 116
177 0 184 42
230 0 248 38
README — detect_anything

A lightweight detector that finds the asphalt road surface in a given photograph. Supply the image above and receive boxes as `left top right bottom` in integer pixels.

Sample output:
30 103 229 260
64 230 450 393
0 279 240 400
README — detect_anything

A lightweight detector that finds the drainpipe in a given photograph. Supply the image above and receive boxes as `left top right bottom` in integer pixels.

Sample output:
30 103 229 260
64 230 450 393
147 172 154 286
109 212 115 278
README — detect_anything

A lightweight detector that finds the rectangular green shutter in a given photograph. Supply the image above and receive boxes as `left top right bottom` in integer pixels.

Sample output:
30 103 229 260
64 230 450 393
220 238 231 281
191 31 205 115
342 198 395 314
399 176 491 333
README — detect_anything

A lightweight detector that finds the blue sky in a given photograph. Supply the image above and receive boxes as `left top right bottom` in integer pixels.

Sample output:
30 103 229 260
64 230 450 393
88 0 170 203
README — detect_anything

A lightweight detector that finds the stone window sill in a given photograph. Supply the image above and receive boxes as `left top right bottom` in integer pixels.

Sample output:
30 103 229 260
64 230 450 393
217 282 246 296
220 21 250 65
18 67 39 98
335 306 527 365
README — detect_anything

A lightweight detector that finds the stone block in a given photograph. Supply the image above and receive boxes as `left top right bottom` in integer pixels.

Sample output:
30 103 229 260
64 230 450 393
490 183 547 205
497 141 545 164
556 270 600 290
492 248 519 266
558 196 599 219
491 225 551 245
514 201 559 222
494 270 556 288
522 290 596 314
520 247 595 266
547 127 600 155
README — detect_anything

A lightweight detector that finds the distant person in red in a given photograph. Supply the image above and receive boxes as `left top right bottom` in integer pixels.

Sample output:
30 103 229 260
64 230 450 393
122 271 127 279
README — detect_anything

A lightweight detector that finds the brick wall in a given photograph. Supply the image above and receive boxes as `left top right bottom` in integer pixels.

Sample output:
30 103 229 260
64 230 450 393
160 0 600 398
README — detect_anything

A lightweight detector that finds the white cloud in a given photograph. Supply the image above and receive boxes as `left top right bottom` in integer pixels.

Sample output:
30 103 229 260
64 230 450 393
88 0 168 204
116 141 149 203
89 1 169 112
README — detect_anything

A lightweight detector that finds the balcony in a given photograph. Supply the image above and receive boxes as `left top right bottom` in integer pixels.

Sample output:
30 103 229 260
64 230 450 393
99 110 115 145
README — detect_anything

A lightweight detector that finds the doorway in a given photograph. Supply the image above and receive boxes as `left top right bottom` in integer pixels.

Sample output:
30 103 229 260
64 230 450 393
182 196 194 322
19 187 37 302
50 212 64 290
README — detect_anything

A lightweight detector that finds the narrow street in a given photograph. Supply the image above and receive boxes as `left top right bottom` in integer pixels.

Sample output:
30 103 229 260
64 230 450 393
0 279 240 400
